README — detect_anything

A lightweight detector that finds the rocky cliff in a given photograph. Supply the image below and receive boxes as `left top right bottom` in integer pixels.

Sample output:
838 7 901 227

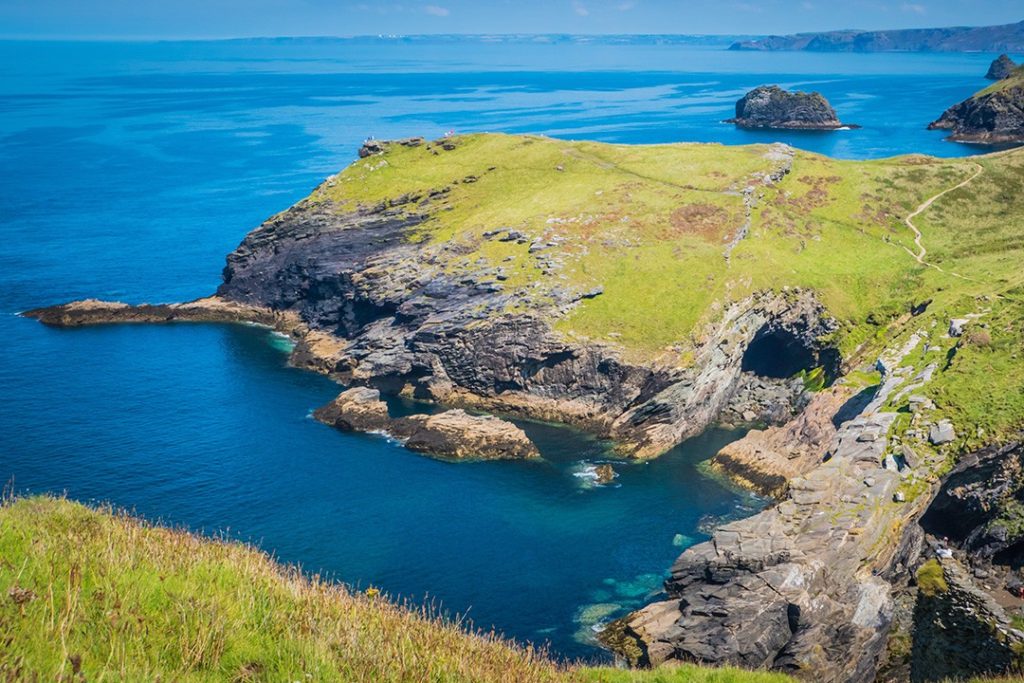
929 69 1024 144
730 20 1024 52
727 86 848 130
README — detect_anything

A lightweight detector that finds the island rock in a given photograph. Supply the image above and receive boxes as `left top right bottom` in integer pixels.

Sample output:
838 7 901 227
391 410 540 461
312 387 391 432
727 86 849 130
986 54 1018 80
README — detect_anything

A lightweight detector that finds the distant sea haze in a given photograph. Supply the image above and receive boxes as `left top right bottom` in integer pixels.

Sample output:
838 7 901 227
0 37 1010 661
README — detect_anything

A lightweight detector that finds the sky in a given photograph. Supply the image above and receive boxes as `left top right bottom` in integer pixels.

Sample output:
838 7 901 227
0 0 1020 40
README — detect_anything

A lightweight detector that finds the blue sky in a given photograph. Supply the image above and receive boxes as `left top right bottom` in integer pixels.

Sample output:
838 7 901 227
0 0 1020 39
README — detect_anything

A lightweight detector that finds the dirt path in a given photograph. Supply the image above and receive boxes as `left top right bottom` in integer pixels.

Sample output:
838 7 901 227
902 163 983 278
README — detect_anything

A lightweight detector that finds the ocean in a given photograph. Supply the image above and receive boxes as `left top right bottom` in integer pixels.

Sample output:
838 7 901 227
0 36 1002 661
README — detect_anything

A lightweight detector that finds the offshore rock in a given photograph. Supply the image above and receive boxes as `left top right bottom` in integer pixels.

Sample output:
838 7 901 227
390 409 540 461
312 387 390 432
727 86 849 130
986 54 1018 80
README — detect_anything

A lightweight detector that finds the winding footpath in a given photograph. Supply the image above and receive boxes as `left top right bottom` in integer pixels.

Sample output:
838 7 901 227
902 162 983 279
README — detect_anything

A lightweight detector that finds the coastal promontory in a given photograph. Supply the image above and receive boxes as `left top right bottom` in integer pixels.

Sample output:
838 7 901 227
727 85 849 130
929 67 1024 143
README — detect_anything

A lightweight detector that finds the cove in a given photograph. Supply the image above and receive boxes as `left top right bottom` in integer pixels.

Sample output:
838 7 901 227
0 37 1003 664
2 318 761 661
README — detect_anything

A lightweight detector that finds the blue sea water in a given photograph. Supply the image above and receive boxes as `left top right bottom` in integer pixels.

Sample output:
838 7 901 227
0 36 1006 661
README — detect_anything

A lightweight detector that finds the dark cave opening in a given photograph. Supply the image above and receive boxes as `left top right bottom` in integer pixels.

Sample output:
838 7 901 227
741 327 819 379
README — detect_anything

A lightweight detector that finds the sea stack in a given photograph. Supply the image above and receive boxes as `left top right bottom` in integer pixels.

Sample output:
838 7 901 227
727 85 851 130
986 54 1018 80
929 67 1024 143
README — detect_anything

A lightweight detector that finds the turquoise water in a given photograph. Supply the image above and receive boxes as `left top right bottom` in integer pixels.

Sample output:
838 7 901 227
0 37 1006 661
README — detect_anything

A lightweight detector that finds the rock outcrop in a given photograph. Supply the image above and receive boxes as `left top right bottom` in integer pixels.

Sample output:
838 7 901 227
609 334 941 683
929 72 1024 144
986 54 1018 80
909 555 1024 681
391 409 540 461
313 388 539 460
711 383 859 498
920 439 1024 561
313 387 391 432
727 86 850 130
729 20 1024 53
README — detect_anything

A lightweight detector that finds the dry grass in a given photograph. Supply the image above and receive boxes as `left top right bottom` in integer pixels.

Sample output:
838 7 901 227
0 495 568 682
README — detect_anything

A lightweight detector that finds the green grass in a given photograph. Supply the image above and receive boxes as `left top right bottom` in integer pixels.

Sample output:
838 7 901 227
0 495 802 683
916 559 950 598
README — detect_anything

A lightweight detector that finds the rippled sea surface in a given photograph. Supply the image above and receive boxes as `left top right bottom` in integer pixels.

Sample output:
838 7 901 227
0 37 1000 660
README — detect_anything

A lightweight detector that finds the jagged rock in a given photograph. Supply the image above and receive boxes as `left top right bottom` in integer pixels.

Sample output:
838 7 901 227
610 335 935 683
929 421 956 445
986 54 1018 80
390 409 539 460
910 557 1024 681
711 384 853 498
593 463 617 484
727 86 850 130
358 140 387 158
921 440 1024 560
312 387 390 432
949 318 969 337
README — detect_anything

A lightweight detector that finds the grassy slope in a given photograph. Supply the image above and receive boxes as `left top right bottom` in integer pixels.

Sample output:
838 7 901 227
3 497 1022 681
0 496 796 682
317 133 1024 448
975 65 1024 97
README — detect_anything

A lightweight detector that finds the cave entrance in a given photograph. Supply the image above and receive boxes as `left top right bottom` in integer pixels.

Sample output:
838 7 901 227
741 327 818 379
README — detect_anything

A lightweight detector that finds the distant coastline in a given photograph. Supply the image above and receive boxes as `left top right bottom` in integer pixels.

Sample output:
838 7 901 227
730 19 1024 52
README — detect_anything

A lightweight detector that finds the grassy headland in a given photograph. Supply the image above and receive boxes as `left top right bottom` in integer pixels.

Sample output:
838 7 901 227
315 134 1024 452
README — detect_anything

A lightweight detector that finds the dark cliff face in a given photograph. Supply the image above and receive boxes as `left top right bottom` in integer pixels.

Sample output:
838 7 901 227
928 76 1024 144
987 54 1019 80
921 440 1024 562
730 20 1024 52
727 85 844 130
214 183 676 435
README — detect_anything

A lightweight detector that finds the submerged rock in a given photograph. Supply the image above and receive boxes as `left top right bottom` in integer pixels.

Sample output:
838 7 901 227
727 85 851 130
986 54 1018 80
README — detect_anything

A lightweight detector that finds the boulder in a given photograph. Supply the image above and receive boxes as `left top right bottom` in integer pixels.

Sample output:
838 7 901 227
949 318 969 337
727 85 850 130
986 54 1018 80
391 409 540 461
312 387 390 432
929 420 957 445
